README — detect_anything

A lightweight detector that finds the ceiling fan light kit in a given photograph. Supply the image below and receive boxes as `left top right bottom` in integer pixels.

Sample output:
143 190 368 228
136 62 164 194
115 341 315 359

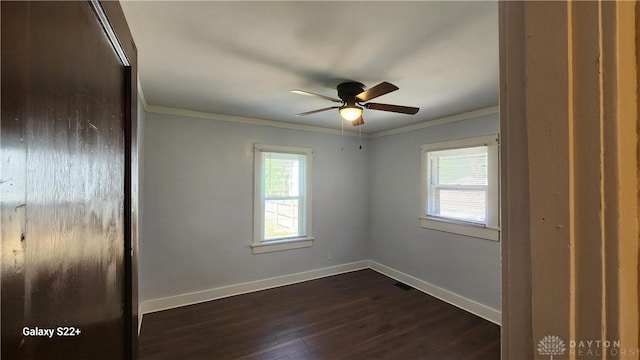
339 104 363 121
291 81 420 127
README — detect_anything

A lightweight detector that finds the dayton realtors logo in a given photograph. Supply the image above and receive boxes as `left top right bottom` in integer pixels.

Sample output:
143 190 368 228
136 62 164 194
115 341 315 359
537 335 567 359
537 335 638 358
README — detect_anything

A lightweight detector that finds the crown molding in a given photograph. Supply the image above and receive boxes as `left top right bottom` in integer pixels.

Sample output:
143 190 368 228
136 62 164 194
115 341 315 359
368 106 500 138
136 83 498 140
137 77 150 112
145 104 366 138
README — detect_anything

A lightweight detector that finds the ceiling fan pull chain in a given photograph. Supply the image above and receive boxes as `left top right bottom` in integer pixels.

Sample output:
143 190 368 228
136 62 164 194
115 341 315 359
359 125 362 150
340 114 344 151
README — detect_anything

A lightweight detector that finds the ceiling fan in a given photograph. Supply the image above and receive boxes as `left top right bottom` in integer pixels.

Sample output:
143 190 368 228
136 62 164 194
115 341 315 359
290 81 419 126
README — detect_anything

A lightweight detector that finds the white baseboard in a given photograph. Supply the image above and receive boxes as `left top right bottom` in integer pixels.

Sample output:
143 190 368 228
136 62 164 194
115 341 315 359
367 260 501 325
138 260 501 330
139 261 369 315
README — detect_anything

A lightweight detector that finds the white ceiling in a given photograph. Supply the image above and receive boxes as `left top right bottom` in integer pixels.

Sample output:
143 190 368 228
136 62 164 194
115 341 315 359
121 1 499 134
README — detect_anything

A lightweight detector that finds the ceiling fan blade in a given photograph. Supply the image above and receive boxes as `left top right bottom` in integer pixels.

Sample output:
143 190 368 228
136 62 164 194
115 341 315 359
355 81 399 102
295 106 340 116
290 90 342 103
365 103 420 115
352 116 365 126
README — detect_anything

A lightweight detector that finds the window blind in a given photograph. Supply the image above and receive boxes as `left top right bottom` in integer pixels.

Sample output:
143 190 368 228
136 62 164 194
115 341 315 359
429 146 488 224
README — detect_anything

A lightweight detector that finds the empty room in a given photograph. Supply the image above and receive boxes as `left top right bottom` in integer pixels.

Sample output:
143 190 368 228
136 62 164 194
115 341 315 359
2 1 638 360
126 1 501 359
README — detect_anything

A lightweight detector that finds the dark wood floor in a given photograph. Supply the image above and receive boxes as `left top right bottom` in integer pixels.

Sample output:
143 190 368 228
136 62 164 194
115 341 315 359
139 269 500 360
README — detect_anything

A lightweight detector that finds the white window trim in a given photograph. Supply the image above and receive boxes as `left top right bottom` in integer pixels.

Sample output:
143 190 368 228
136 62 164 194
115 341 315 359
420 135 500 241
253 144 314 254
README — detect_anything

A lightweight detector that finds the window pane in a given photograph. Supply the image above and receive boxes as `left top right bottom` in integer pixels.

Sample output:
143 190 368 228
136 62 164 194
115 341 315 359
433 188 486 223
263 152 302 198
262 151 305 241
431 147 487 186
264 199 299 240
428 146 488 224
254 145 313 249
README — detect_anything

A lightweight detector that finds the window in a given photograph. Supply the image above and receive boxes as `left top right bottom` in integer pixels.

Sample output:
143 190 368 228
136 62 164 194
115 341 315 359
253 144 313 253
420 135 499 241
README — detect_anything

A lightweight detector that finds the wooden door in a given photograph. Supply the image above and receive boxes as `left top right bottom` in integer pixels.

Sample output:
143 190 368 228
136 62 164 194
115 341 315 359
1 1 138 359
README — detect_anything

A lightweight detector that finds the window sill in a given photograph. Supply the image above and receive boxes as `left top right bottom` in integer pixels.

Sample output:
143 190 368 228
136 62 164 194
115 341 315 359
419 217 499 241
251 237 314 254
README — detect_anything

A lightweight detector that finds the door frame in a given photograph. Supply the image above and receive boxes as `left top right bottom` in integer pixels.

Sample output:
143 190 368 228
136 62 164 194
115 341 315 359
499 1 639 359
99 1 139 357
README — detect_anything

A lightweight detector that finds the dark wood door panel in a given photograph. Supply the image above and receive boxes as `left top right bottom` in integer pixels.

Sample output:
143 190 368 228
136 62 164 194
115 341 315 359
1 1 135 359
1 3 30 359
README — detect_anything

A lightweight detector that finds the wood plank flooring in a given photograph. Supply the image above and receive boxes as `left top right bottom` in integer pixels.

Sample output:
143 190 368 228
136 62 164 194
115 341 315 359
139 269 500 360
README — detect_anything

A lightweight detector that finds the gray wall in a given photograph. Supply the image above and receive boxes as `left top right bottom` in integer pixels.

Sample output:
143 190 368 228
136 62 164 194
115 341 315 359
140 111 500 312
141 112 369 301
367 114 500 310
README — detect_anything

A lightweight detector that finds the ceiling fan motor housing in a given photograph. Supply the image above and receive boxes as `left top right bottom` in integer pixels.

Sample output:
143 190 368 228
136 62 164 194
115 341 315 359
337 82 366 103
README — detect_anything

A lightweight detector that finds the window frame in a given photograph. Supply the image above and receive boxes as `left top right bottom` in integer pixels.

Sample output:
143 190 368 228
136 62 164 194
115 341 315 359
253 144 314 254
420 135 500 241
